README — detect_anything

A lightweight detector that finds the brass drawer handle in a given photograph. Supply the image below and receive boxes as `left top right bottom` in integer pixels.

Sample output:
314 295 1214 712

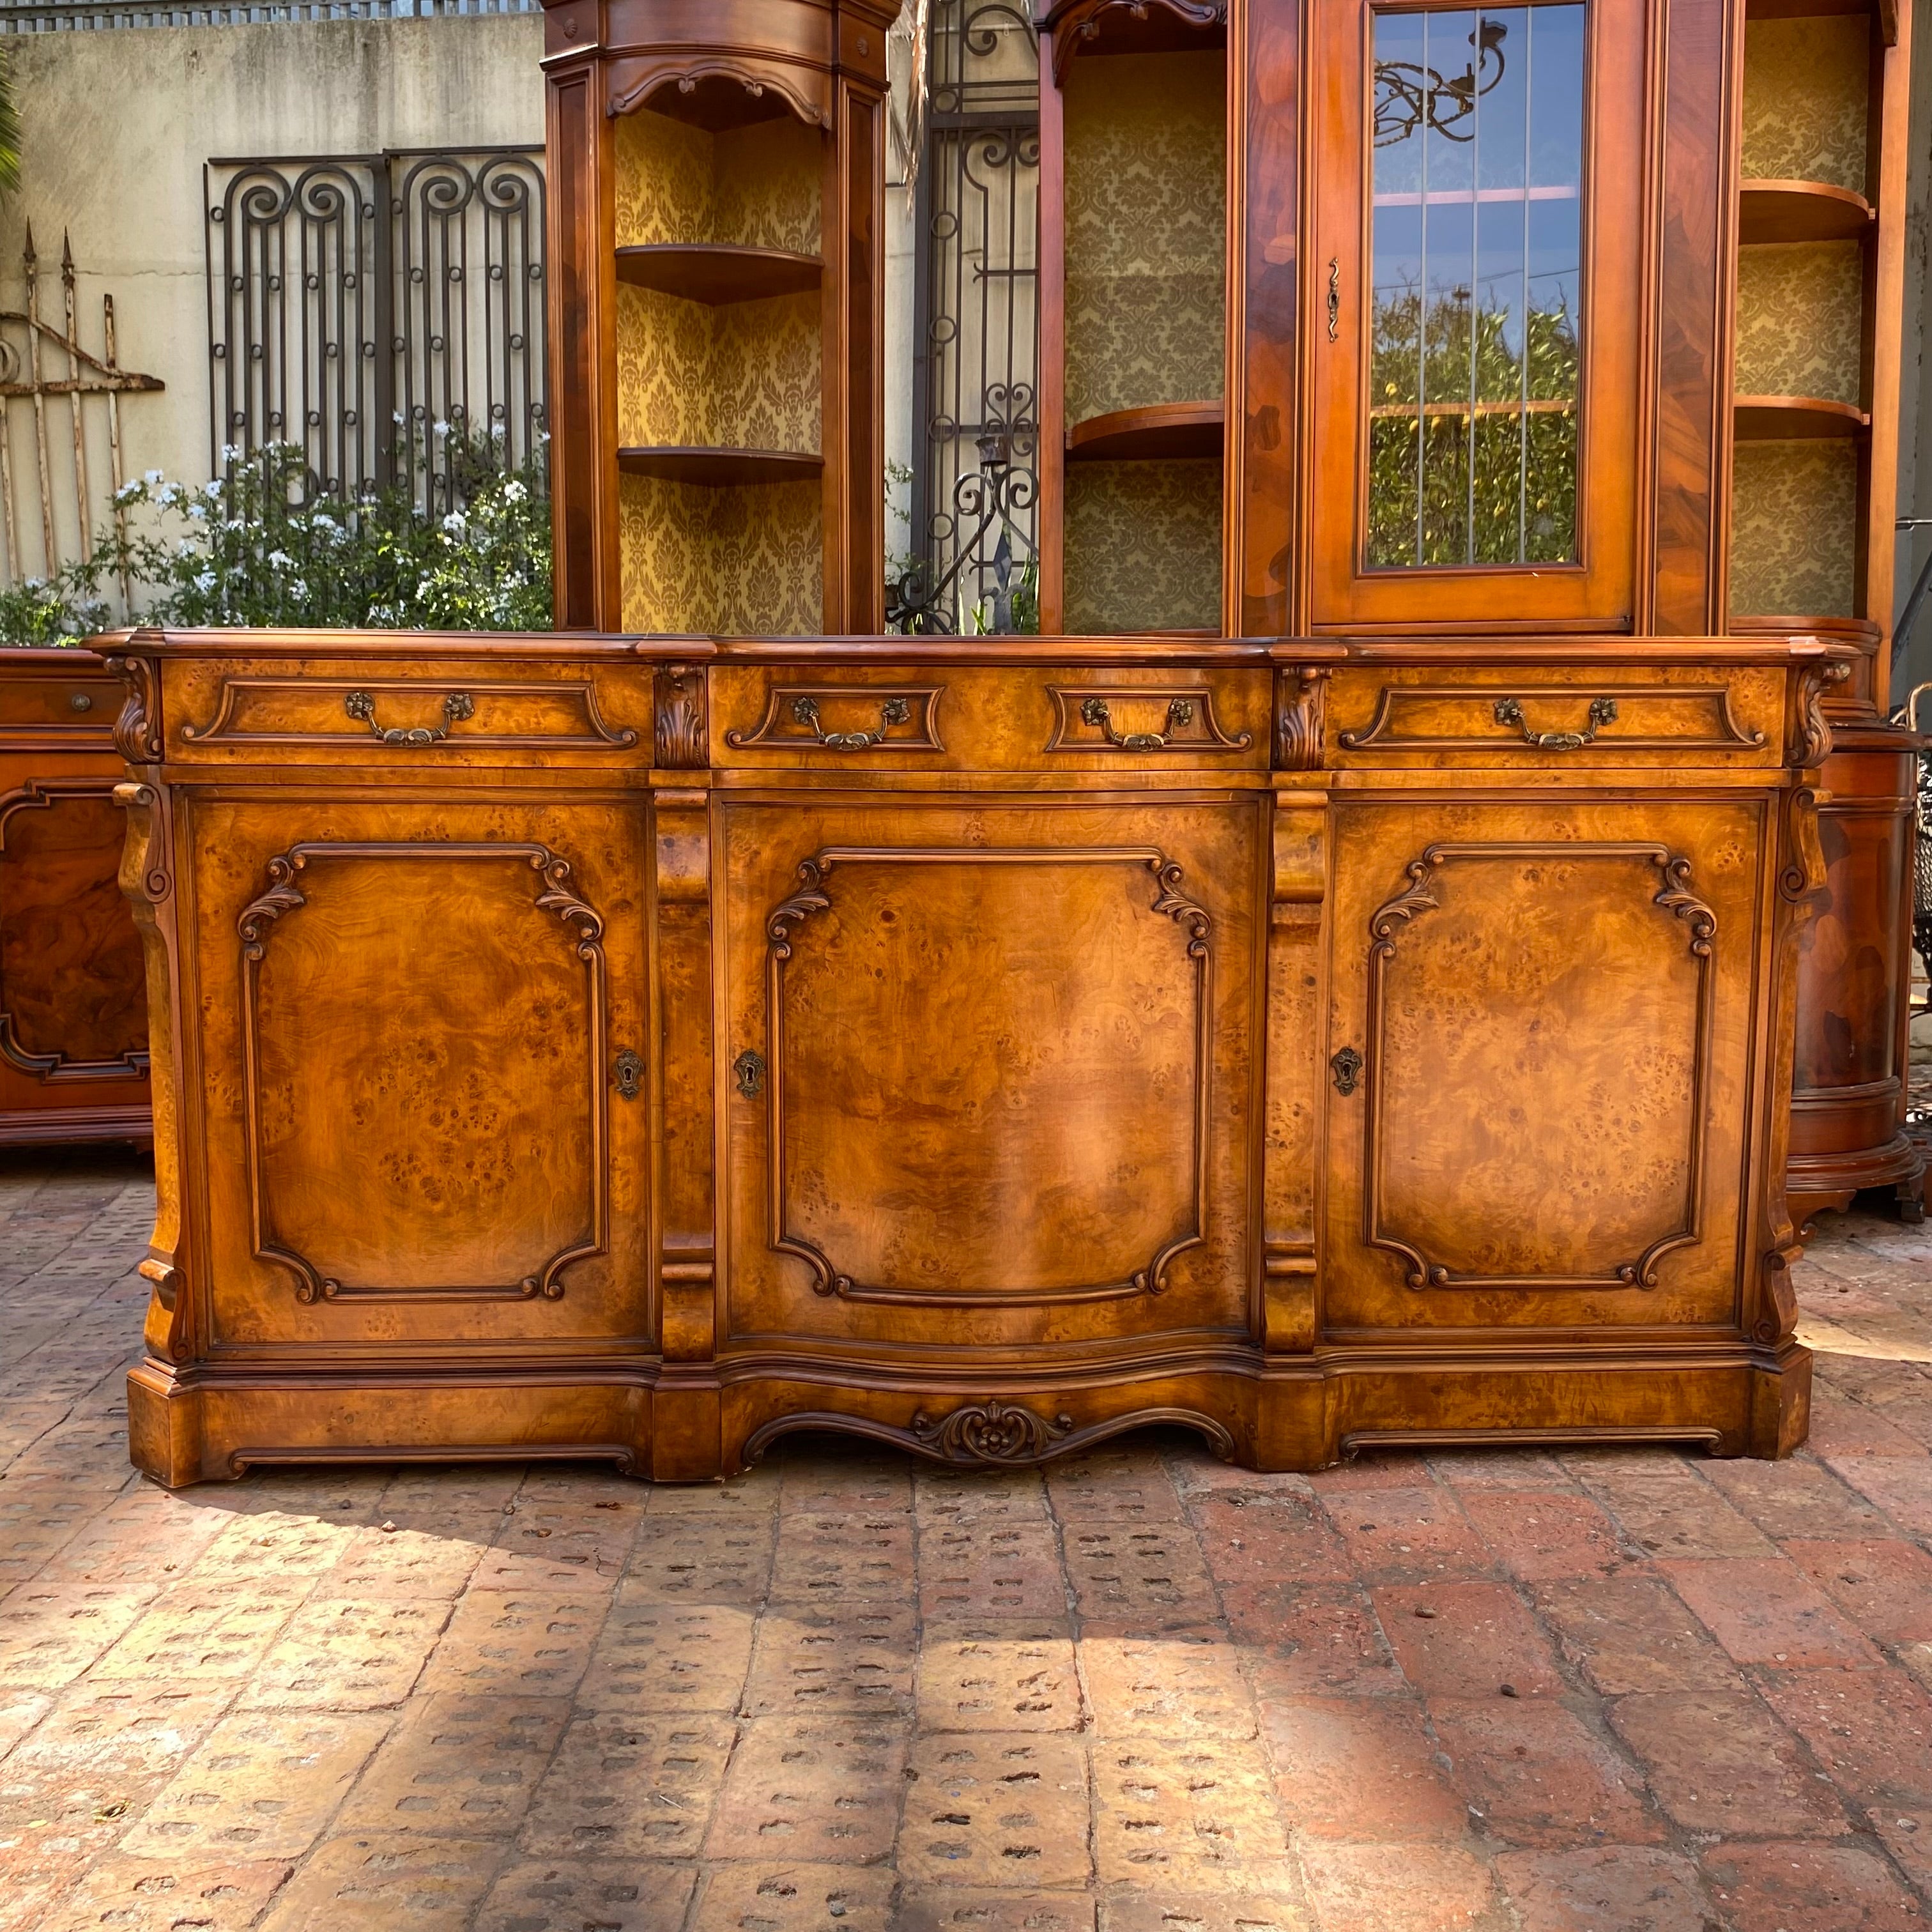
1080 694 1195 752
1493 694 1616 751
344 687 476 745
790 693 908 751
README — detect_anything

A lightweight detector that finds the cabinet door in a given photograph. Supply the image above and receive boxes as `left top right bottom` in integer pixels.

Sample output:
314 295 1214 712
1308 0 1646 629
1322 796 1768 1334
187 793 652 1352
719 798 1265 1354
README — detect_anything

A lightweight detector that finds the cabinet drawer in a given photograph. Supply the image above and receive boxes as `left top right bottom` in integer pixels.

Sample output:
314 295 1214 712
0 664 119 746
164 657 654 765
1326 665 1785 769
710 664 1273 771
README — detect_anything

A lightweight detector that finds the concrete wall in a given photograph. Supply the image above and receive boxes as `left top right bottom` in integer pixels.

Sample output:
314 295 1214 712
0 15 544 585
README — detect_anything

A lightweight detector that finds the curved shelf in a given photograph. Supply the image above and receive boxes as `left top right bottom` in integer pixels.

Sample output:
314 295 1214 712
1738 180 1874 244
616 244 824 307
1067 401 1224 463
1733 395 1869 440
617 447 824 486
1745 0 1895 42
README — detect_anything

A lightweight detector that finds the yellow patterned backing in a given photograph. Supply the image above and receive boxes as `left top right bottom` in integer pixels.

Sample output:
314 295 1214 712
616 286 823 452
614 109 822 252
1735 242 1863 404
1065 458 1222 633
1730 440 1856 618
1740 18 1868 192
620 473 823 634
1064 50 1226 425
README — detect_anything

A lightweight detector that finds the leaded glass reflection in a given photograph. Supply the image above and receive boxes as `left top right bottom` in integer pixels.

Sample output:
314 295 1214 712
1367 3 1584 569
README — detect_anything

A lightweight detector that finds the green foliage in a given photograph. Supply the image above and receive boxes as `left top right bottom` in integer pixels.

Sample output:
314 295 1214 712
0 433 554 645
1367 288 1580 569
0 46 20 199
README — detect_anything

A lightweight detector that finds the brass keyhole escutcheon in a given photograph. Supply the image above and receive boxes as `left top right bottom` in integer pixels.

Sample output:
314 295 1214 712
612 1048 643 1101
1330 1046 1363 1095
733 1048 767 1099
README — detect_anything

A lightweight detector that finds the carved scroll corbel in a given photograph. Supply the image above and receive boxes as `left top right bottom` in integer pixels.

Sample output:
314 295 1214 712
1789 658 1852 767
1777 784 1832 906
654 665 709 770
1274 667 1331 771
103 648 162 763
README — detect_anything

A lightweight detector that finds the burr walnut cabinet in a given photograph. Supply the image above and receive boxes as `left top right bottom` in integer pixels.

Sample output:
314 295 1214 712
108 0 1917 1483
0 647 150 1147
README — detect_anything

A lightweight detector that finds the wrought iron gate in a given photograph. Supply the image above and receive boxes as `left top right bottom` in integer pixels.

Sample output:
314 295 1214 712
891 1 1040 633
205 146 546 512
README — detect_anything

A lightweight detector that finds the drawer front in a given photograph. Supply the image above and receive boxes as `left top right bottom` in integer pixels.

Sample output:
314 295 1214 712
1326 665 1786 769
710 664 1273 771
0 665 121 746
164 659 654 765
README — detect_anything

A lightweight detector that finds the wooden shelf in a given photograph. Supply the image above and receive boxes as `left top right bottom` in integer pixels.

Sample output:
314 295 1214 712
617 447 824 486
1067 401 1224 463
1744 0 1894 42
1734 395 1869 440
616 245 823 307
1739 180 1874 243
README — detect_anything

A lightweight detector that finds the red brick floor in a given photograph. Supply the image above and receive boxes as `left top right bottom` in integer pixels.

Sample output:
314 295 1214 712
3 1146 1931 1932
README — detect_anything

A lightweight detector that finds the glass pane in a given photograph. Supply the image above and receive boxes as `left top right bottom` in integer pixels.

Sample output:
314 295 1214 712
1367 1 1586 569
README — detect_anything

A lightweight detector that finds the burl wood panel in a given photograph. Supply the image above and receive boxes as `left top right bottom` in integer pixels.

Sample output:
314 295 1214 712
0 723 151 1146
1324 797 1764 1333
720 797 1264 1351
185 794 652 1352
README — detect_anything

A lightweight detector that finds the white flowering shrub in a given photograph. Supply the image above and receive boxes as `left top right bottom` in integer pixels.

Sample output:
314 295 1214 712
0 431 553 642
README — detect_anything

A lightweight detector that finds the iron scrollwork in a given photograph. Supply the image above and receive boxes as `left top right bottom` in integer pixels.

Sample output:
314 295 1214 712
1374 15 1508 148
1492 694 1618 751
344 689 475 746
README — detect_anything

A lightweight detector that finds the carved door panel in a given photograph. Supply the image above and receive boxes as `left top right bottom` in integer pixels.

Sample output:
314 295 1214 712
0 758 150 1115
188 794 650 1352
719 797 1266 1353
1322 797 1767 1335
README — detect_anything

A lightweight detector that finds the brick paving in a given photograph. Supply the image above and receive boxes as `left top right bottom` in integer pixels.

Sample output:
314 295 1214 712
3 1150 1932 1931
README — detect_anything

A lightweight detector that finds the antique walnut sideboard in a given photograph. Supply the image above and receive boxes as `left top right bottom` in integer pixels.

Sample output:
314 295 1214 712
106 0 1917 1483
0 646 151 1147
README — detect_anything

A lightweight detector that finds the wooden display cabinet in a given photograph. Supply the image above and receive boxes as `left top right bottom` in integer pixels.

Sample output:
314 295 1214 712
544 0 895 634
1722 0 1924 1221
105 0 1919 1485
0 647 150 1147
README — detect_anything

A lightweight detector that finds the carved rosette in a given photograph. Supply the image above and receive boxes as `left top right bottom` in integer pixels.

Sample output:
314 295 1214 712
1274 667 1331 772
1789 658 1852 767
654 665 709 770
740 1403 1238 1469
914 1400 1074 1464
103 652 162 763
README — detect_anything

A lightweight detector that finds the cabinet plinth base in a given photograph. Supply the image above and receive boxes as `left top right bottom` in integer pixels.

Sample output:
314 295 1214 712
127 1347 1813 1487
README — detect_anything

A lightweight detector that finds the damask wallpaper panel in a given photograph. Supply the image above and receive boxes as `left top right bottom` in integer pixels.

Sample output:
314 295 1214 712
619 474 822 635
1064 50 1226 425
1734 242 1864 404
1065 458 1222 633
616 287 822 452
1741 18 1868 192
615 109 822 252
1730 440 1857 618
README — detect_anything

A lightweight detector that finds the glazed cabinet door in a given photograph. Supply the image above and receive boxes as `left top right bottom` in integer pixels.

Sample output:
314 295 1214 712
1322 795 1770 1335
183 792 652 1353
1307 0 1647 629
718 797 1266 1354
